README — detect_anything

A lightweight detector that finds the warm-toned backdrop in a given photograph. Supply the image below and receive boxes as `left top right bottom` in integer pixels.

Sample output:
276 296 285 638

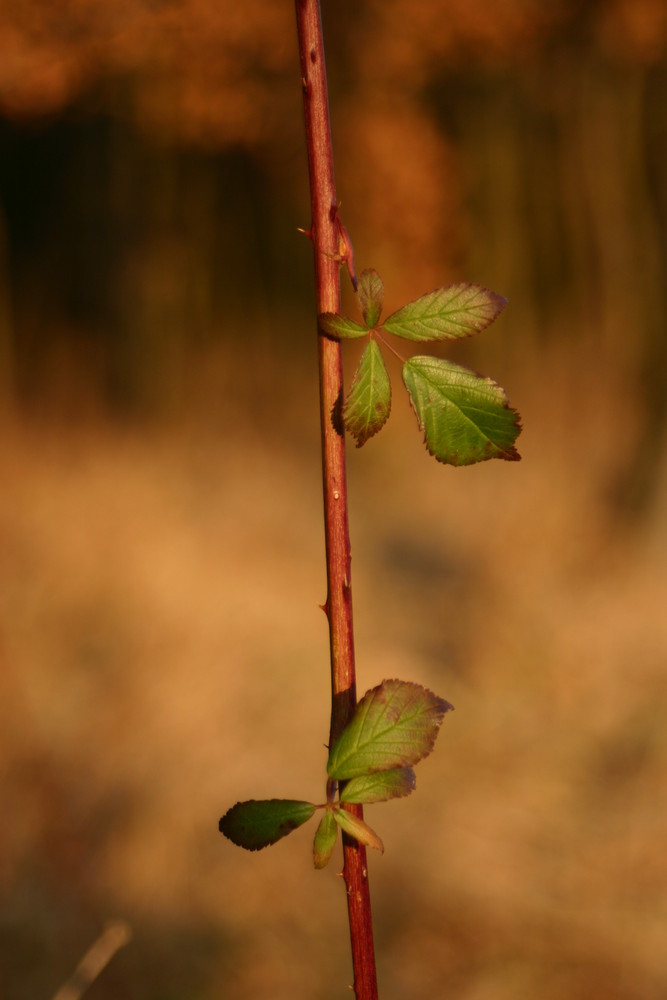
1 3 666 998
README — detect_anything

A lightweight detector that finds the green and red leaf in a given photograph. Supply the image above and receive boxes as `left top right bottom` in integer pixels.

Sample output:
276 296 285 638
327 679 452 780
313 807 339 869
339 766 416 804
358 268 384 328
383 283 507 342
343 340 391 447
319 313 369 339
402 356 522 466
219 799 316 851
333 806 384 853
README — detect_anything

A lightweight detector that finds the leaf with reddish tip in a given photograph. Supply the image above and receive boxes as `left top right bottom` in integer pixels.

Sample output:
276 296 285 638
358 268 384 328
327 679 453 780
340 766 416 804
313 808 338 869
333 806 384 853
319 313 369 339
343 340 391 447
402 356 522 466
219 799 316 851
383 283 507 341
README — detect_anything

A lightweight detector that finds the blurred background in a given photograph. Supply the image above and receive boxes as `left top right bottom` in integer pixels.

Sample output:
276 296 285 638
1 1 666 997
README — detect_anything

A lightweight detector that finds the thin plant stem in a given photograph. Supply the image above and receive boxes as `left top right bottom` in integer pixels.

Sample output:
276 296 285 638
50 922 131 1000
294 2 379 997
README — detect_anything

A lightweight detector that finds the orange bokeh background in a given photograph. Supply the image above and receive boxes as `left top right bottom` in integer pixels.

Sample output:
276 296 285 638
1 3 666 998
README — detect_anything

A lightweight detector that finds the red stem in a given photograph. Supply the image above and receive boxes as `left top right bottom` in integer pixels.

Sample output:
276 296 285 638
294 3 379 998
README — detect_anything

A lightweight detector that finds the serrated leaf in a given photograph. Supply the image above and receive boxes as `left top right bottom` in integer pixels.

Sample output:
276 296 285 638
402 356 521 466
340 766 416 804
343 340 391 447
333 806 384 853
219 799 316 851
327 679 453 780
319 313 369 339
358 269 384 327
383 283 507 341
313 808 338 869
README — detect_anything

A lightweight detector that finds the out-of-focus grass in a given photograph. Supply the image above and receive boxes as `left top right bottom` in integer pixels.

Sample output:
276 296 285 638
1 339 666 999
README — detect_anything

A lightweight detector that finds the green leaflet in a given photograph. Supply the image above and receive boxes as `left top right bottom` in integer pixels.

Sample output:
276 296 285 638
383 283 507 342
340 767 416 804
358 268 384 328
219 799 316 851
402 356 522 466
319 313 368 339
313 808 338 869
327 679 452 780
343 340 391 447
333 806 384 853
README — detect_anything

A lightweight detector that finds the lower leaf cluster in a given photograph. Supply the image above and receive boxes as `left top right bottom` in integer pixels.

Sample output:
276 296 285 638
219 680 452 868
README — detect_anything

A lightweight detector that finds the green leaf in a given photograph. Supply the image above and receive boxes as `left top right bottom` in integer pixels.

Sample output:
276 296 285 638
340 767 416 804
313 808 338 869
358 268 384 328
219 799 316 851
402 356 522 466
333 806 384 853
319 313 369 339
327 679 453 780
343 340 391 447
383 283 507 341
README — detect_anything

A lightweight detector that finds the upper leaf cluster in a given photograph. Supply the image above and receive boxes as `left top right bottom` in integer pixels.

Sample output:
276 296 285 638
319 269 521 465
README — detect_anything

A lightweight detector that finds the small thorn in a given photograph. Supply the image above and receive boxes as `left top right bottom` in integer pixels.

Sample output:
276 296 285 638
297 225 313 240
319 599 329 616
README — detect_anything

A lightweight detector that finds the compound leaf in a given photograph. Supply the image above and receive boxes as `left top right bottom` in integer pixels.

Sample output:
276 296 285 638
358 268 384 328
383 283 507 342
219 799 316 851
327 679 453 780
340 766 416 804
344 340 391 447
402 356 521 466
313 808 338 869
333 806 384 853
319 313 368 339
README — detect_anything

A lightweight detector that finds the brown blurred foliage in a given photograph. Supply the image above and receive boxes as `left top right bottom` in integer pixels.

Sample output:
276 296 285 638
0 0 297 146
